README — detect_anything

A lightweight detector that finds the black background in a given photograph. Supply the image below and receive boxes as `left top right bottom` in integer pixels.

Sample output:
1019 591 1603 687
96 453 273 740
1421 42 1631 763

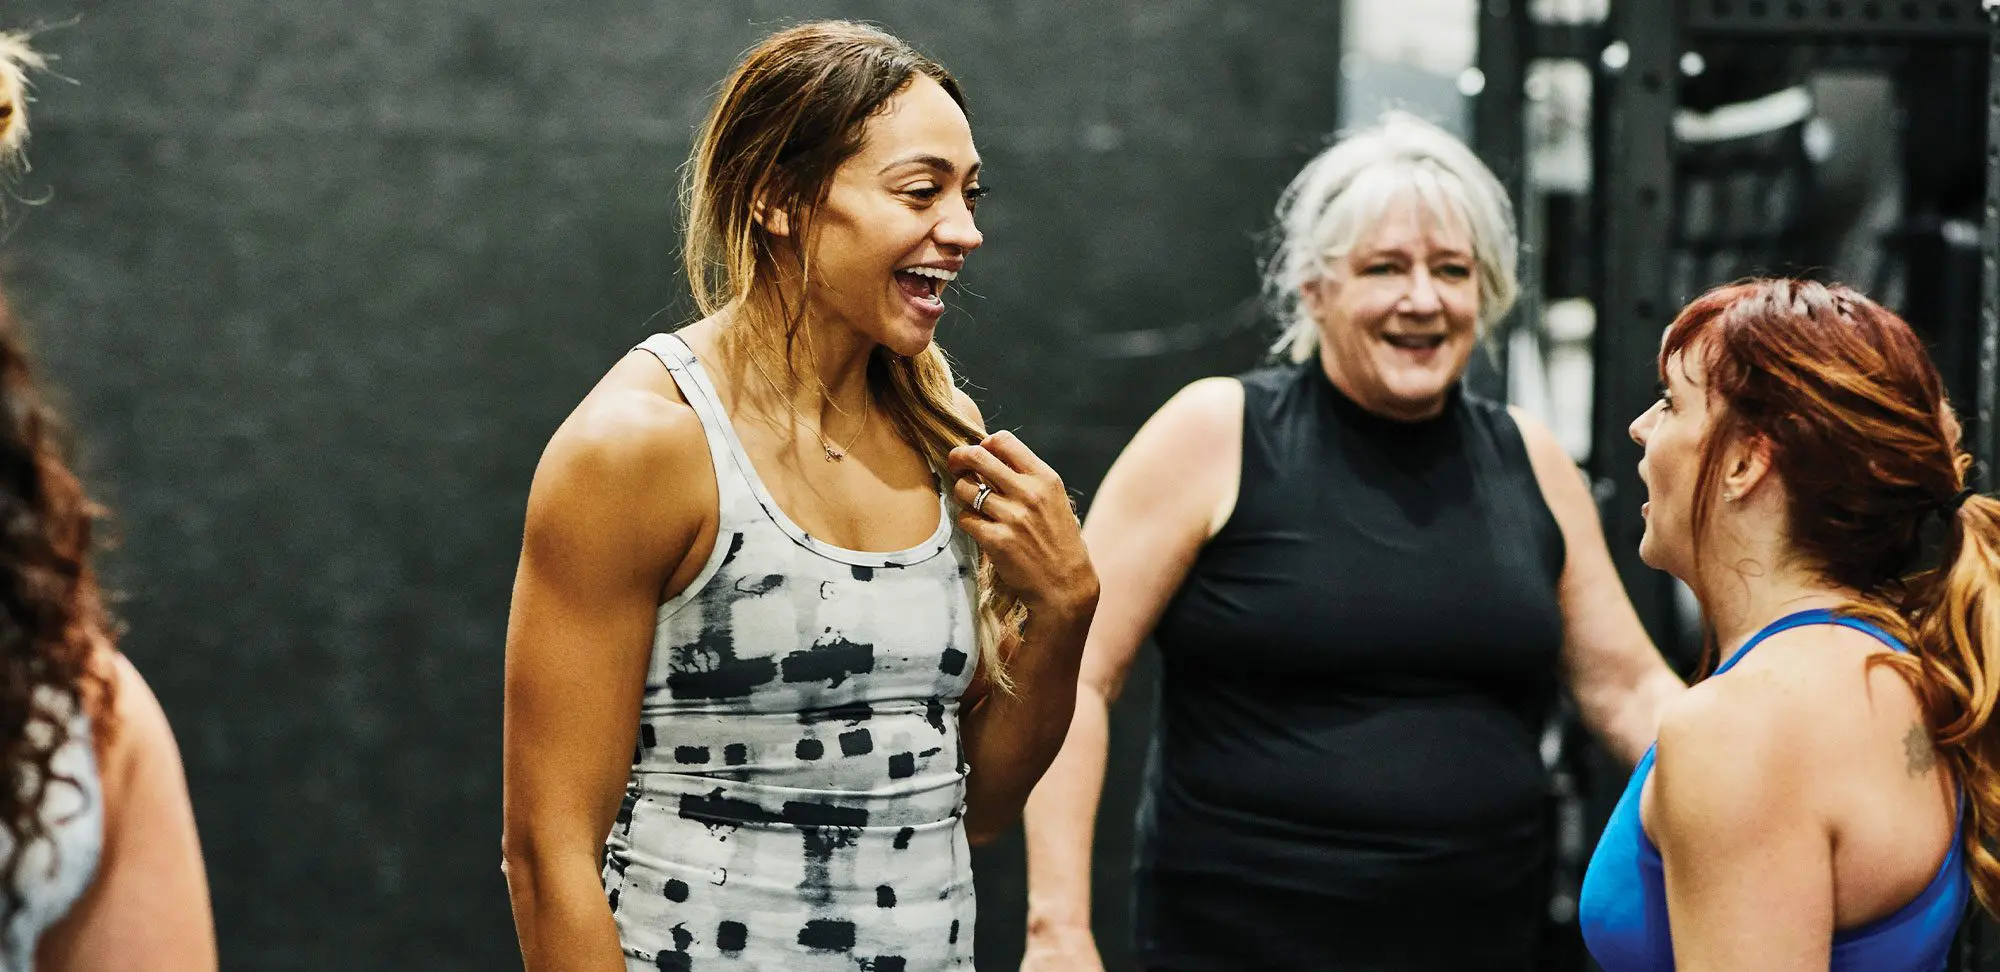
0 2 1344 969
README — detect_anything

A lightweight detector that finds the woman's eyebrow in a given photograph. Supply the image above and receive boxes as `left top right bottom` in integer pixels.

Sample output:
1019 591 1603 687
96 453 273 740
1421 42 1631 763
877 154 981 179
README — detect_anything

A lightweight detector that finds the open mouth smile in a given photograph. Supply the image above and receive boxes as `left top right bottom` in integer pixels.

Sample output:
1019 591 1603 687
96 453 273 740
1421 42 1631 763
895 265 956 311
1382 333 1447 351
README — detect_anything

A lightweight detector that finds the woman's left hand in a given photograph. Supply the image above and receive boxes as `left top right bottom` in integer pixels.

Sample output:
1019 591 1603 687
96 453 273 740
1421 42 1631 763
947 430 1097 617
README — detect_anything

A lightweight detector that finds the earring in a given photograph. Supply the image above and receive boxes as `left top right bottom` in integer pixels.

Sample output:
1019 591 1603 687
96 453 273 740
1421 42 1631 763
1722 491 1739 503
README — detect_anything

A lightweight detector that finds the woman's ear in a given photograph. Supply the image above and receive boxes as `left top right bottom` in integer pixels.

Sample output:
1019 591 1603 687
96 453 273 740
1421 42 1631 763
1720 429 1775 504
752 198 791 238
1300 277 1326 315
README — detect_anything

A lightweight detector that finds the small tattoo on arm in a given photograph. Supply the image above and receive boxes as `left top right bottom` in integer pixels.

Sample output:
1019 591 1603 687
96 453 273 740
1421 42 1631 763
1905 724 1938 778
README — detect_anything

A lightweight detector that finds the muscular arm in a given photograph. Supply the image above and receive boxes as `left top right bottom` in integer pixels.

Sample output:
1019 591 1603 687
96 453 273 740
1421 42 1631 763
1512 408 1684 765
501 379 710 972
37 652 216 972
1020 378 1241 943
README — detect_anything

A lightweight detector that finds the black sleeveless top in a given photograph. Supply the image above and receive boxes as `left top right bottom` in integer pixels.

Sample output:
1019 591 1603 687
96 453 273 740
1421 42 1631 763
1132 364 1568 971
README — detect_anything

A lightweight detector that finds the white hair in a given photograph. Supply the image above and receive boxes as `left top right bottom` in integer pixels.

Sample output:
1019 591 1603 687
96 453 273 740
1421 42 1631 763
0 32 43 171
1263 110 1519 364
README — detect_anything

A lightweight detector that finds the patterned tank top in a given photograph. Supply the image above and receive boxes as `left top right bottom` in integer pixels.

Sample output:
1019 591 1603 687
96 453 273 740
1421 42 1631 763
1 692 102 970
601 333 980 971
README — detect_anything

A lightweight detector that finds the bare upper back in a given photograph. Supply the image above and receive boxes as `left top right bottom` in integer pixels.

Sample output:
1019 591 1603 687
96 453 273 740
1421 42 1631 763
1644 620 1957 931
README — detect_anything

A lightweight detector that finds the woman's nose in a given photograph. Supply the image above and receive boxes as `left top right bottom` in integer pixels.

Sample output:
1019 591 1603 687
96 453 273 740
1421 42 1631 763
1629 402 1659 447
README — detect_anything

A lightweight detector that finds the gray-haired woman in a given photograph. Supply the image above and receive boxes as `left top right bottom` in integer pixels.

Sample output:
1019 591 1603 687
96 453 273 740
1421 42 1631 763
1018 112 1684 971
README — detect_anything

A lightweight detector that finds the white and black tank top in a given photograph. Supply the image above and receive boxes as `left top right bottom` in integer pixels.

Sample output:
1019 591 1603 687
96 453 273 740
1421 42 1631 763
1 692 102 971
602 333 980 971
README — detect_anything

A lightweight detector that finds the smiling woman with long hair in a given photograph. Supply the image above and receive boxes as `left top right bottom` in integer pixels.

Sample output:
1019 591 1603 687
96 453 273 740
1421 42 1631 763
500 21 1097 971
0 31 214 972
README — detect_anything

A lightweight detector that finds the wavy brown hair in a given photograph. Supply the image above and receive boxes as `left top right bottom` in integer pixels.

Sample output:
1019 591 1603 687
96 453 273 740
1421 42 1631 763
682 20 1026 689
1664 278 2000 911
0 32 118 934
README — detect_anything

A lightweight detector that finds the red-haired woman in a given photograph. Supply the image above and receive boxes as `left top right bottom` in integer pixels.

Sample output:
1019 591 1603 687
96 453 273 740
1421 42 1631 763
0 32 215 971
1580 278 1997 970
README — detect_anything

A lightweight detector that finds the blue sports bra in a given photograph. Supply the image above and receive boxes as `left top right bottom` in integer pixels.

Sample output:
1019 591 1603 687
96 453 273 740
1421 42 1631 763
1578 609 1969 971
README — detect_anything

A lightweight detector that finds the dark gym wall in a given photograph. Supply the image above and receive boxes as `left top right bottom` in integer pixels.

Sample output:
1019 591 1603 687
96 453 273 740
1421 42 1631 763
1 2 1340 969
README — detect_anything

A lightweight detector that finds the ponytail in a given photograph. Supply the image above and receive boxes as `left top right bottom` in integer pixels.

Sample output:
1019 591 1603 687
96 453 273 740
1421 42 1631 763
1865 492 2000 911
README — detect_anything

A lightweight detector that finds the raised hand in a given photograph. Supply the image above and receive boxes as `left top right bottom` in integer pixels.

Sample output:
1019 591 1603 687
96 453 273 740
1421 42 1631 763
946 430 1095 615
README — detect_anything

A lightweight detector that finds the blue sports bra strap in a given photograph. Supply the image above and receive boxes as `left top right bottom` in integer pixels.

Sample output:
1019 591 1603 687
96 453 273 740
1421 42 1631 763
1824 614 1910 655
1713 608 1914 673
1712 608 1840 676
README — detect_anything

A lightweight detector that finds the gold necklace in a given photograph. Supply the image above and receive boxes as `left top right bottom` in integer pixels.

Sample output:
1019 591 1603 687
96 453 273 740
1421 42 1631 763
744 351 871 462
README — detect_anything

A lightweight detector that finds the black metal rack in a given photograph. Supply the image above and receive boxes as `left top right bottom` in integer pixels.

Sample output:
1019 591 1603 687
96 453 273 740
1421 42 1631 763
1476 0 1997 644
1473 1 2000 968
1596 0 1995 661
1687 0 1992 39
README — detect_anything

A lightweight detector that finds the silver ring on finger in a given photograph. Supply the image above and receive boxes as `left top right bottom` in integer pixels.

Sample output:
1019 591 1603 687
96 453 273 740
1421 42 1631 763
972 482 993 515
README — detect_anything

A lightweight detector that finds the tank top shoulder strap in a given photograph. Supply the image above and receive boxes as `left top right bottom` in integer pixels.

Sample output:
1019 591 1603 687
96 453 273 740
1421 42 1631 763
1235 364 1300 418
1714 608 1911 676
1457 390 1570 584
1233 364 1303 468
1819 614 1910 655
632 333 761 523
1459 392 1537 476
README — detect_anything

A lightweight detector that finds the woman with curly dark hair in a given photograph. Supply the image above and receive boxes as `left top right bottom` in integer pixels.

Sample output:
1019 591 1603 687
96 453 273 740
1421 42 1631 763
0 33 213 971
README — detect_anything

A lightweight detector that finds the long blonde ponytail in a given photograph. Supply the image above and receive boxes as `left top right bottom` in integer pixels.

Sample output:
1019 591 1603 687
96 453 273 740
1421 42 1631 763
1863 493 2000 912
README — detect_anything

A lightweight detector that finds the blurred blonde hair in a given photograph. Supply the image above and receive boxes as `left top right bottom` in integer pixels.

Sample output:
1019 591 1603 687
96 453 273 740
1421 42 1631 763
0 33 42 171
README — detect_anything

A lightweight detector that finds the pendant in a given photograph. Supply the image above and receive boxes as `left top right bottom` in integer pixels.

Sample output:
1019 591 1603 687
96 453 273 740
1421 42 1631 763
824 444 845 462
